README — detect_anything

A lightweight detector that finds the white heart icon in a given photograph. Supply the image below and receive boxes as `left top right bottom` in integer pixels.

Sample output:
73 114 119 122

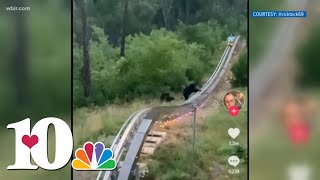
228 128 240 139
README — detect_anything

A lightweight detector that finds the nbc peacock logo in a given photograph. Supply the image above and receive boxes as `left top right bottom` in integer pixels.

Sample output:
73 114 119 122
72 142 117 170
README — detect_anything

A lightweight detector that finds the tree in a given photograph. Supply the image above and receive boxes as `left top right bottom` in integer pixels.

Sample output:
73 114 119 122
158 0 173 28
120 0 129 56
185 0 190 24
74 0 91 100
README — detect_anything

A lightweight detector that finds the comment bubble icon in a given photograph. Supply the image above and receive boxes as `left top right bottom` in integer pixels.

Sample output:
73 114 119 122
228 156 240 167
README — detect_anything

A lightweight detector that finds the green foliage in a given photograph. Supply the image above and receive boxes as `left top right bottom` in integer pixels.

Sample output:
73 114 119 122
85 0 159 44
297 24 320 87
148 143 191 179
73 28 210 107
224 15 247 38
73 0 247 107
177 20 225 55
119 29 207 96
231 53 248 87
73 26 119 107
79 0 246 45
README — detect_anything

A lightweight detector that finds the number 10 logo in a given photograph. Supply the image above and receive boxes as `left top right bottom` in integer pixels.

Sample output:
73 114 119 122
7 118 73 170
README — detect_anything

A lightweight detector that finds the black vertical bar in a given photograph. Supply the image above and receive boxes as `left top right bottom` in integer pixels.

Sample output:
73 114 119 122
191 105 196 179
247 0 250 179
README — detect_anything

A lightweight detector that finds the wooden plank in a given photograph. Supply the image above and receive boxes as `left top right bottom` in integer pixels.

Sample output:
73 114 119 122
145 136 162 144
141 147 156 155
148 131 167 138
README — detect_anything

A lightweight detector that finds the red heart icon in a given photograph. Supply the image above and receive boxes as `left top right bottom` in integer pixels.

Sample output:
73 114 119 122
22 135 39 149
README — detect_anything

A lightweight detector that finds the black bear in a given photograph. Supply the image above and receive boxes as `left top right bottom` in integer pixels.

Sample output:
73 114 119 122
160 93 175 102
183 83 201 100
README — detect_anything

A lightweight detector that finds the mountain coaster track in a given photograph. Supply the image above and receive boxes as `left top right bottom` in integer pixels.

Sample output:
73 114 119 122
96 36 241 180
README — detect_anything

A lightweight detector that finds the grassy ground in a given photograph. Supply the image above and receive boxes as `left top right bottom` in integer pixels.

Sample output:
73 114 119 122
146 88 247 180
73 99 184 148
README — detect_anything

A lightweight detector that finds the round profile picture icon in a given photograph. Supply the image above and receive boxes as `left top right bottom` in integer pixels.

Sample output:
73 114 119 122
223 90 245 110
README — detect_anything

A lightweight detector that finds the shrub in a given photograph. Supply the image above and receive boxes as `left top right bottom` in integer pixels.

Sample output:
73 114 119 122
231 53 247 87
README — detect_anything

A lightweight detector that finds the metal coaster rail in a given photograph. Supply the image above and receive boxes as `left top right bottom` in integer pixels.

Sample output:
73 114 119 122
96 36 241 180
